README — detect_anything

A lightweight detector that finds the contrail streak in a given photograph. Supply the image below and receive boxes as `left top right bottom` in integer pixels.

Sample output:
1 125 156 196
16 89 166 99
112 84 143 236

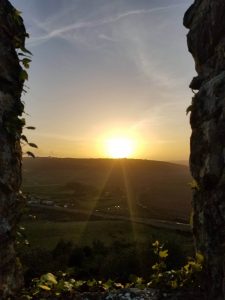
29 3 186 46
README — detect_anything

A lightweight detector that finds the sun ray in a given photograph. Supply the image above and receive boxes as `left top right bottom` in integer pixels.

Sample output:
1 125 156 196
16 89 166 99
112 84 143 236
120 161 138 239
120 160 144 271
76 160 115 243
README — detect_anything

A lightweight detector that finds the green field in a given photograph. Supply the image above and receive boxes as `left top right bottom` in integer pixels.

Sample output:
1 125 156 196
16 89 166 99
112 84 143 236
22 219 193 253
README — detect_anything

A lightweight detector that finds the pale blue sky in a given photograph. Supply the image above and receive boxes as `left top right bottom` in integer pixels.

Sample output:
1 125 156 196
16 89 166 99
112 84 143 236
12 0 195 160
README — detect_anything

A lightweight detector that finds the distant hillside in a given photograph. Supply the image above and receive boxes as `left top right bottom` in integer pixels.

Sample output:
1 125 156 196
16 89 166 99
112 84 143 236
23 157 192 221
170 160 189 166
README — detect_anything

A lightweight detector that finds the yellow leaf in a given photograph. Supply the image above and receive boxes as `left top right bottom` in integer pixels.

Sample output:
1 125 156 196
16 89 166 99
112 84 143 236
183 264 190 272
15 9 22 16
191 262 202 272
188 180 200 190
152 240 159 247
196 252 204 264
39 284 51 291
41 273 57 285
170 280 178 289
159 250 168 258
152 263 159 270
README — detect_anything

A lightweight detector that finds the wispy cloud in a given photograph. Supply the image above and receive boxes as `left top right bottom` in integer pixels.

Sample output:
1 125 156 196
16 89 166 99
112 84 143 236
119 10 189 90
28 3 186 47
130 101 183 132
98 34 118 43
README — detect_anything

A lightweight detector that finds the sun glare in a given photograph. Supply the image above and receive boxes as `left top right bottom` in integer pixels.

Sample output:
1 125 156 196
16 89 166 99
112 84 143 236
106 137 135 158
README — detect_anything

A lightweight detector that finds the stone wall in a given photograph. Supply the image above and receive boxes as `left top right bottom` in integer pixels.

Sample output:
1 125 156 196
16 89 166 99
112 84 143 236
184 1 225 299
0 0 27 297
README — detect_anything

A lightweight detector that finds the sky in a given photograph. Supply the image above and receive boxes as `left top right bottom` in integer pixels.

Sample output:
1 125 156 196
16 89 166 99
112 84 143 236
12 0 195 161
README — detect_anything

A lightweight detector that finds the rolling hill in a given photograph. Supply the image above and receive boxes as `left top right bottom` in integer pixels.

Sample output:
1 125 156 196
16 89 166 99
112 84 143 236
22 157 192 222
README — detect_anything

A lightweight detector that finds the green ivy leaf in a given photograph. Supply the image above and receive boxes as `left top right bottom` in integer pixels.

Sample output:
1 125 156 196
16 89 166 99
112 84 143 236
26 126 36 130
28 143 38 148
20 69 28 81
87 279 97 287
20 46 33 56
15 9 22 16
73 280 84 288
22 58 31 69
103 279 114 290
26 151 35 158
18 52 30 57
186 105 192 115
21 135 28 143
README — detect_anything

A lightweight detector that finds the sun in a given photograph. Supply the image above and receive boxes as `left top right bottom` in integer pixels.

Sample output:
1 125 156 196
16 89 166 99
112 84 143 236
106 137 135 158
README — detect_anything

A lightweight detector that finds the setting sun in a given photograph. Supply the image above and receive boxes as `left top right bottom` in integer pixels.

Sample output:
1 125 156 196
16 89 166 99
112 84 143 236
105 137 135 158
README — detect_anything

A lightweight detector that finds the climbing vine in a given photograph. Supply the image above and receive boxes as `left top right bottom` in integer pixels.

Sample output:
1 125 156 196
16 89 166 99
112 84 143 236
8 7 37 157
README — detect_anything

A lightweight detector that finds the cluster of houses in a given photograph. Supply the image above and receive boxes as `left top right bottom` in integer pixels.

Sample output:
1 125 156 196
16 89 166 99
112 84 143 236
27 195 54 206
26 189 127 212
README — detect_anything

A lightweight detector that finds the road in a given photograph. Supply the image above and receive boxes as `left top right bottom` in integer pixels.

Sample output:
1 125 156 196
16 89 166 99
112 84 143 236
30 204 191 232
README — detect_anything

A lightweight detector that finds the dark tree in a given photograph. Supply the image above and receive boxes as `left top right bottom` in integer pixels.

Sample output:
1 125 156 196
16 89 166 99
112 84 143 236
184 1 225 299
